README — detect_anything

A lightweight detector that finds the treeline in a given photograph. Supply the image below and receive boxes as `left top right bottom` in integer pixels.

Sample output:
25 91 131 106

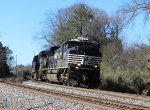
0 42 32 79
38 2 150 95
100 0 150 95
0 41 32 81
4 64 32 83
0 42 13 77
39 3 123 47
14 64 32 80
101 38 150 95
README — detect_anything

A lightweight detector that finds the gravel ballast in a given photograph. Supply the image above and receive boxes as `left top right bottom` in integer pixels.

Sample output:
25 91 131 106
22 81 150 108
0 83 101 110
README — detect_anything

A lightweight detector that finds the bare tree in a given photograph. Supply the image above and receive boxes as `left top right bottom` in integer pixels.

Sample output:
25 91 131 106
39 4 78 47
39 3 111 47
120 0 150 23
38 3 126 48
86 8 108 43
107 13 125 38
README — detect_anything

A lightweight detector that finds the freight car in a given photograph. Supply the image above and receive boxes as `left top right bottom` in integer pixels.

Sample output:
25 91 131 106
32 37 101 88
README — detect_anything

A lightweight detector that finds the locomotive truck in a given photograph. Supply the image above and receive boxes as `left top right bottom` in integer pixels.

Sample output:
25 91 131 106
32 37 101 88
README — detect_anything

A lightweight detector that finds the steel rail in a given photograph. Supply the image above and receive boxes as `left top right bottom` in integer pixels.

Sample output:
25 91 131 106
32 80 150 102
0 81 149 110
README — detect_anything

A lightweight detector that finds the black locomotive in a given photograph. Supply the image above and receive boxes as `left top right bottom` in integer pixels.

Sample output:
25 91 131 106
32 37 101 88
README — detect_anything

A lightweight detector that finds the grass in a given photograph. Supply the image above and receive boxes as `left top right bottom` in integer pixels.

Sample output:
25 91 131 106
4 77 24 83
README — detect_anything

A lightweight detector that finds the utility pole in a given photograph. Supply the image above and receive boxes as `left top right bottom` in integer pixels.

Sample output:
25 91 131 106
16 55 17 75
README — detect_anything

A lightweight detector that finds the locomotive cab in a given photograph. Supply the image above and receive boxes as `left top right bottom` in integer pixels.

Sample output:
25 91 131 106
55 38 101 88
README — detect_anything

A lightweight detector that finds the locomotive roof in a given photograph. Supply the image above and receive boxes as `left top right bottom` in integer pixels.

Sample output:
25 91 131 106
38 46 60 57
62 38 99 44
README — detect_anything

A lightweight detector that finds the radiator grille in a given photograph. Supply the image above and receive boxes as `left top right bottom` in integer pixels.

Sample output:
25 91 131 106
67 54 100 66
68 54 84 64
84 57 100 65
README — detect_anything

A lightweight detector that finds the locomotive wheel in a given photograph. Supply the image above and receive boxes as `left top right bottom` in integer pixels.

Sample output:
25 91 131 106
32 72 37 80
62 79 78 87
40 75 44 82
64 80 70 86
66 79 78 87
57 74 63 84
31 73 34 79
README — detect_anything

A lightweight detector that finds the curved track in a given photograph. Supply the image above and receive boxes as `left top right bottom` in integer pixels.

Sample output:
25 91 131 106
1 80 149 110
32 80 150 102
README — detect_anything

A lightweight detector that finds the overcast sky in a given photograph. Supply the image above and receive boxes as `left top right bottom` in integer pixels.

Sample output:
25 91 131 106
0 0 149 65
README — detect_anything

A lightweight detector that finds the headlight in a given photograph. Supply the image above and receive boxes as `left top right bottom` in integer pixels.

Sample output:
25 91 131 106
75 67 79 69
77 63 81 66
94 65 98 68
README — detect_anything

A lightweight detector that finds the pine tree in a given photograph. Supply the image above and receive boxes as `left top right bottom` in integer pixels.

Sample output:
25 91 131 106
55 4 94 43
0 42 13 77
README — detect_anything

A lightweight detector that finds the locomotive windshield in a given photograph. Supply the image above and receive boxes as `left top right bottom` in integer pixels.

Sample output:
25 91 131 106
68 41 99 49
67 41 101 57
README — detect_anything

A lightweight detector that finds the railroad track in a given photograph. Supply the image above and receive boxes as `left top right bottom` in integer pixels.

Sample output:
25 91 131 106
1 81 149 110
24 80 150 107
31 80 150 101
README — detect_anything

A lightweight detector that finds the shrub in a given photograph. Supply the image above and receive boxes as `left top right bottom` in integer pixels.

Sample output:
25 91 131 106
100 41 149 94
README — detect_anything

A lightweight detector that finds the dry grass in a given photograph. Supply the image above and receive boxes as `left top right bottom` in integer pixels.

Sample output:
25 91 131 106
5 77 24 83
142 89 149 96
